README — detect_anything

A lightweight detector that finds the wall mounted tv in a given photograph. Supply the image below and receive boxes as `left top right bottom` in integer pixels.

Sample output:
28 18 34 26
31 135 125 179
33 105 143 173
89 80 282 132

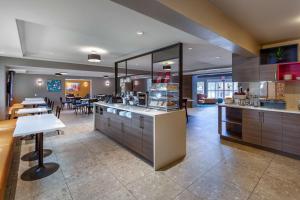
260 44 298 64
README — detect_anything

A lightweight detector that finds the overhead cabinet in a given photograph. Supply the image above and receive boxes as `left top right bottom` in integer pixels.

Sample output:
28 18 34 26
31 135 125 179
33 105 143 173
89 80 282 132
232 54 260 82
259 64 277 81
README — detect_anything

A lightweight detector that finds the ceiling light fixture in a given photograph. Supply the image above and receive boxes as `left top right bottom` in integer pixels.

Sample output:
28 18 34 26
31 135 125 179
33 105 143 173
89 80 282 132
163 65 171 71
60 72 68 75
215 56 221 59
136 31 144 36
188 47 193 50
88 51 101 63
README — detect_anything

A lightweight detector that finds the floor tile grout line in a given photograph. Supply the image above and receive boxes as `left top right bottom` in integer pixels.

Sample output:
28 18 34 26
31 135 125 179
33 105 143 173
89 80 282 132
246 155 275 200
52 146 74 200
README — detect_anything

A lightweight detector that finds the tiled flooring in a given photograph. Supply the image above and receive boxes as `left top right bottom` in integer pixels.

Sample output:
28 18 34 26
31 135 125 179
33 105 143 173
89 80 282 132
13 106 300 200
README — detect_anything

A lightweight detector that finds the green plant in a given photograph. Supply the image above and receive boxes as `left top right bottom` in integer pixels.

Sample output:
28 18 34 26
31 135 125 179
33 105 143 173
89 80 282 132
275 47 284 61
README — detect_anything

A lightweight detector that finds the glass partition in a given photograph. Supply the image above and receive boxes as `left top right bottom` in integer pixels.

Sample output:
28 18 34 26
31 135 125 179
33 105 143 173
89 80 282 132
115 43 183 110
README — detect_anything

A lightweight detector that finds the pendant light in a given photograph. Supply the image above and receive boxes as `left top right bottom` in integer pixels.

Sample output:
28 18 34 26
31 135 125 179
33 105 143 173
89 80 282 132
88 51 101 63
163 65 171 71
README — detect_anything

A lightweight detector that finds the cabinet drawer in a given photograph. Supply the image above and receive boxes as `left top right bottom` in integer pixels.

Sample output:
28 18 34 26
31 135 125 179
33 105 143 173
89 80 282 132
282 114 300 155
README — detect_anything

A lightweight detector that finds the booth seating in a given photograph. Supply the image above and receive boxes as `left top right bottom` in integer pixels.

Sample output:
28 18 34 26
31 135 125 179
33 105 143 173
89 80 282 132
0 119 16 200
197 94 217 104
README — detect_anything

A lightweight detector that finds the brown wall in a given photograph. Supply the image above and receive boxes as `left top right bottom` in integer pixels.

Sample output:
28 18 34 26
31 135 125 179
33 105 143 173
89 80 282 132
13 74 114 105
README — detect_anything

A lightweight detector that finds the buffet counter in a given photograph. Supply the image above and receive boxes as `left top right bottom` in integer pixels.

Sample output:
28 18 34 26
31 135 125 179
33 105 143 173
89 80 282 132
93 102 186 170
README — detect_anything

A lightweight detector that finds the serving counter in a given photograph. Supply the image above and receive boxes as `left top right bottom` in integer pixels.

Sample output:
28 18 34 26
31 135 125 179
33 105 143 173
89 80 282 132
93 102 186 170
218 104 300 157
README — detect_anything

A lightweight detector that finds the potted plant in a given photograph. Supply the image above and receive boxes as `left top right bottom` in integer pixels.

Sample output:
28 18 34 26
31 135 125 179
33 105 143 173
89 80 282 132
275 47 284 63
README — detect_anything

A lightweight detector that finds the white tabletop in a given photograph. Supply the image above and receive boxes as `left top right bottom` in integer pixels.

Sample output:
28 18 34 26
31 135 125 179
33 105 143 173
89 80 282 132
13 114 66 137
25 98 44 101
21 100 46 105
16 107 48 115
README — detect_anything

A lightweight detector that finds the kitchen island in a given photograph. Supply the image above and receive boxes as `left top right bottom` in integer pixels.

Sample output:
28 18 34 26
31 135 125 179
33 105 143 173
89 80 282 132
219 104 300 157
93 102 186 170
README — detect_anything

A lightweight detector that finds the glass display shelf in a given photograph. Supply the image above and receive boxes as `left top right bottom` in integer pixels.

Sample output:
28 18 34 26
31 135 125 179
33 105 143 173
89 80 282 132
149 83 179 111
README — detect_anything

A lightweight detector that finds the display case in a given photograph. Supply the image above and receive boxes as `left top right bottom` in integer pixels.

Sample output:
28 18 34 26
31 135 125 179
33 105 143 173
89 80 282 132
148 83 179 111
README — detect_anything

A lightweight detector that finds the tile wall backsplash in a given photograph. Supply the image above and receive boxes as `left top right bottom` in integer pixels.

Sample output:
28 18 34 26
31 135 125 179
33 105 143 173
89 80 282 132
238 81 300 110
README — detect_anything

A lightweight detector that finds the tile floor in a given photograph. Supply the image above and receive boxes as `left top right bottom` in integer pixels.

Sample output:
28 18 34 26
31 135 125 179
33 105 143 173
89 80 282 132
12 106 300 200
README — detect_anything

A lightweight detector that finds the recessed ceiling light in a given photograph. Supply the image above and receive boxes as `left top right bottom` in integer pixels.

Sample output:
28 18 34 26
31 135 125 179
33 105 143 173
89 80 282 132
60 72 68 75
136 31 144 36
162 61 175 65
81 47 108 54
215 56 221 59
188 47 193 50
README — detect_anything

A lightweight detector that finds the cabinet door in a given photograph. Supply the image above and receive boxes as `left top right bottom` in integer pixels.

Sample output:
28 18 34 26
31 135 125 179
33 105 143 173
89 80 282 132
261 111 282 150
259 64 277 81
242 109 261 145
125 113 142 153
113 115 123 143
142 116 154 162
282 114 300 155
232 54 259 82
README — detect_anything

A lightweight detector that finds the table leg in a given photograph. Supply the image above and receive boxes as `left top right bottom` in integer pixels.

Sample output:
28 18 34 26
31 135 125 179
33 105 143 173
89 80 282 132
21 132 59 181
21 134 52 161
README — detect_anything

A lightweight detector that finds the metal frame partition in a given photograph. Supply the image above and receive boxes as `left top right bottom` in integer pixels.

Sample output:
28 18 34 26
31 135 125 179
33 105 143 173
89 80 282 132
114 43 183 109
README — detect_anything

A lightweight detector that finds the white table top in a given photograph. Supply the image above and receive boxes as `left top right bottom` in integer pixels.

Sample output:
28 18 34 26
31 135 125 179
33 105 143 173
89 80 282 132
13 114 66 137
25 98 44 101
21 100 46 105
16 107 48 115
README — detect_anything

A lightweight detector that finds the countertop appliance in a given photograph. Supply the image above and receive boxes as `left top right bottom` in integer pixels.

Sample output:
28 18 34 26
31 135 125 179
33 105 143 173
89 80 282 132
137 92 148 107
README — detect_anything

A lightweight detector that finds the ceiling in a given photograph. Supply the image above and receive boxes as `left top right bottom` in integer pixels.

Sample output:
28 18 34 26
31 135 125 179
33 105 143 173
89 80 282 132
0 0 233 76
209 0 300 44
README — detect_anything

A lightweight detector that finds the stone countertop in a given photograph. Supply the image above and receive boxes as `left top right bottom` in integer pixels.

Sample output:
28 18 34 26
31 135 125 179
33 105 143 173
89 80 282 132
218 103 300 115
94 102 176 116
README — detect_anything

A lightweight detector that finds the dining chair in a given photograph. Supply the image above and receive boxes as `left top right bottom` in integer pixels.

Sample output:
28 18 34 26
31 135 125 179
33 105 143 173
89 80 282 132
55 106 62 134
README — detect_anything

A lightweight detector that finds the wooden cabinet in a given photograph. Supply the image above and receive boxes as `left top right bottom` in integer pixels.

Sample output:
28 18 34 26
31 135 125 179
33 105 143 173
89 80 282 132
94 106 154 162
124 113 142 153
282 114 300 155
259 64 277 81
232 54 260 82
261 111 282 150
142 115 154 162
242 109 261 145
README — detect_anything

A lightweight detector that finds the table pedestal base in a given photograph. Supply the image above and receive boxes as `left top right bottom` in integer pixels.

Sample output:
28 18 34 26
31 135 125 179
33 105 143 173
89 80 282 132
21 162 59 181
21 149 52 161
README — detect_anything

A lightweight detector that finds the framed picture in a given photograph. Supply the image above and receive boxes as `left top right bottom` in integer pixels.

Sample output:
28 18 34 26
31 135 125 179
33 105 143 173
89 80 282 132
47 80 62 92
65 82 80 92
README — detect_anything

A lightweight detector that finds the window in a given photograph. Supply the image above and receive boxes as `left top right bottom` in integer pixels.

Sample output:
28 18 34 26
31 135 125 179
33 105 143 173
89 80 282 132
196 82 205 94
207 80 238 99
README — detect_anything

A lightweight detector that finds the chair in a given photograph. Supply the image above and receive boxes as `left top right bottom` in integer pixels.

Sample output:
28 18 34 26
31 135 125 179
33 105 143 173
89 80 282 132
60 97 71 110
182 99 188 123
55 106 62 134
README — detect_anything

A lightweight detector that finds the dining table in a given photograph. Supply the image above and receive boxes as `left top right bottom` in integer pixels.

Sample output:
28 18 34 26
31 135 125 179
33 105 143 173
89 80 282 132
16 107 48 115
14 114 65 181
24 97 44 101
21 100 46 106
